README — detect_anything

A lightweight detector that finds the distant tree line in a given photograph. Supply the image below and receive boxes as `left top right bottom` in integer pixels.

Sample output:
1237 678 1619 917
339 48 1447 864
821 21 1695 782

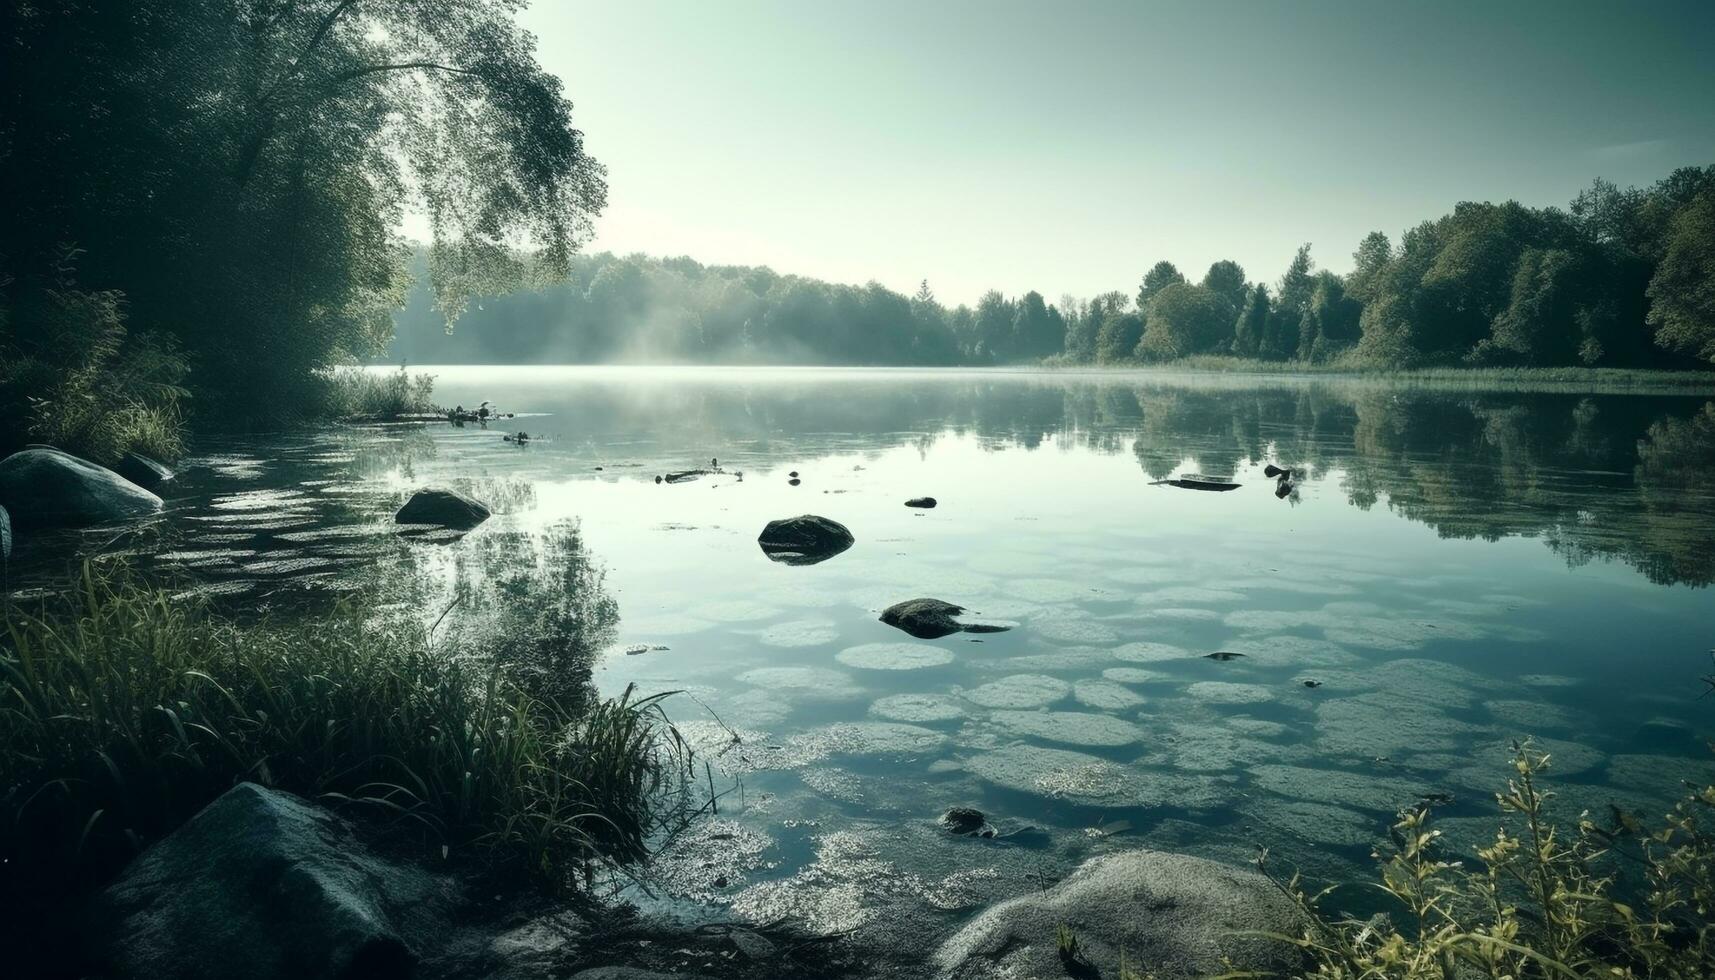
392 165 1715 370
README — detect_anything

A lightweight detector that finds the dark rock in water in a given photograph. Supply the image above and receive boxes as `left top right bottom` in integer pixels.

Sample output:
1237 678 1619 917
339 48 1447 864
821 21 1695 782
1302 679 1322 688
117 452 174 489
0 504 10 561
1274 479 1295 499
940 806 988 835
665 469 712 484
654 475 663 484
0 447 164 529
881 597 1011 639
788 478 801 486
394 487 491 529
1151 475 1241 492
757 514 854 565
935 850 1308 980
788 471 799 478
905 496 937 508
1264 464 1293 479
90 783 450 980
1205 651 1245 661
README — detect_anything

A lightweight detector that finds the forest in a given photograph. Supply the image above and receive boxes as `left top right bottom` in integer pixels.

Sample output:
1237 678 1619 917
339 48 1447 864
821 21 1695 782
388 167 1715 372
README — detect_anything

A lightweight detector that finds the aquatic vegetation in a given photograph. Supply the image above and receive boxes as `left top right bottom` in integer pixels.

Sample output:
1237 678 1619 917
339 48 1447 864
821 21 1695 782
835 641 956 670
1264 742 1715 979
870 693 968 722
319 364 439 419
987 710 1146 747
960 673 1072 708
0 566 704 916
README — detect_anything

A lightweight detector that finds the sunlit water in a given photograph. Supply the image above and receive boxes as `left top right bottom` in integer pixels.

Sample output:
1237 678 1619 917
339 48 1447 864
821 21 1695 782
16 366 1715 941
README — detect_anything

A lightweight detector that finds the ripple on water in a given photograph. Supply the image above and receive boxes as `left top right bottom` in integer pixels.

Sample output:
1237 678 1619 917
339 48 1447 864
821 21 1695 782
987 710 1145 747
1185 681 1277 704
1072 679 1145 710
965 743 1233 808
757 618 841 648
734 666 861 700
1112 641 1195 663
960 674 1071 708
836 642 955 670
869 693 967 723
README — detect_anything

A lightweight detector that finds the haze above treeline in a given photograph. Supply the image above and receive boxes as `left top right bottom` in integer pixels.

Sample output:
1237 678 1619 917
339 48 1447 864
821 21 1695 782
388 164 1715 370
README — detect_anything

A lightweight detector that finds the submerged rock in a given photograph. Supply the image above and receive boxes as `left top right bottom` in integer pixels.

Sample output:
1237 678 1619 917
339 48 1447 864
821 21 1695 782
394 486 491 529
90 783 449 980
935 850 1307 980
757 514 854 565
905 496 938 508
0 447 164 528
117 451 174 489
939 806 990 836
879 597 1011 639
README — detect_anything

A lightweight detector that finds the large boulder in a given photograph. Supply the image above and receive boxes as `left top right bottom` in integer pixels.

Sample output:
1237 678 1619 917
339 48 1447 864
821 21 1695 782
880 598 1011 640
934 850 1308 980
116 451 174 490
757 514 853 566
90 783 451 980
0 447 163 529
395 486 491 529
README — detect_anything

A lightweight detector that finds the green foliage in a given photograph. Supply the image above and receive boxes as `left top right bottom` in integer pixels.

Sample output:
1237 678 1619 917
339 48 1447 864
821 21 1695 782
1137 260 1188 309
1265 742 1715 979
1646 190 1715 363
1139 283 1233 361
0 266 188 463
1 0 605 423
0 565 700 908
319 364 441 419
1095 310 1146 365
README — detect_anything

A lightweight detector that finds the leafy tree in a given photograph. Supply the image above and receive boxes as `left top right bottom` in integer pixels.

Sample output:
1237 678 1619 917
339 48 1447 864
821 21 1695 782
1138 283 1231 361
1200 260 1248 312
1231 284 1270 357
1646 190 1715 362
1011 290 1060 360
1 0 606 422
1136 261 1186 308
1263 244 1315 360
973 290 1017 362
1346 232 1393 304
1297 272 1361 362
1094 311 1144 364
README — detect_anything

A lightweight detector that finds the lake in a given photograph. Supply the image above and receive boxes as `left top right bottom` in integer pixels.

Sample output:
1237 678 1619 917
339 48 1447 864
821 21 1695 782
17 365 1715 940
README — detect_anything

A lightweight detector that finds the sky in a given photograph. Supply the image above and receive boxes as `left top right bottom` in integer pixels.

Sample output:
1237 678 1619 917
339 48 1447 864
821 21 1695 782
509 0 1715 307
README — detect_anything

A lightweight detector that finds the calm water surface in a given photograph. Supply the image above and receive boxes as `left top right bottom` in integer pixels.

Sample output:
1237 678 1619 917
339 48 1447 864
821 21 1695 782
21 366 1715 938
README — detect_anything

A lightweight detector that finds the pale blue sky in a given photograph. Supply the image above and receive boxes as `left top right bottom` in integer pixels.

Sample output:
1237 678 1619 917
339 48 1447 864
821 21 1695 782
514 0 1715 305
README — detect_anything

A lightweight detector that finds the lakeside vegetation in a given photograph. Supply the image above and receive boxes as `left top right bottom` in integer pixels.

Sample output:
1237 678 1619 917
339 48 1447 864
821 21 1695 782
0 565 700 959
1 0 604 462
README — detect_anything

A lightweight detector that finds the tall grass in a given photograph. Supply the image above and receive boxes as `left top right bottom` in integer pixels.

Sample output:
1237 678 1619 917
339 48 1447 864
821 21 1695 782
319 363 440 419
0 565 700 908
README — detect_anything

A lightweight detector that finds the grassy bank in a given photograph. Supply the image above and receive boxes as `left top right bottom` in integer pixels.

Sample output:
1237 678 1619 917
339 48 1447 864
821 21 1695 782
1040 354 1715 391
0 566 699 912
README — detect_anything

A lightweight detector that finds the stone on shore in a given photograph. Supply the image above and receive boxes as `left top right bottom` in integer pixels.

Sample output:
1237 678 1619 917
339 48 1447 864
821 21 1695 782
935 849 1307 980
90 783 451 980
117 451 175 489
0 447 164 528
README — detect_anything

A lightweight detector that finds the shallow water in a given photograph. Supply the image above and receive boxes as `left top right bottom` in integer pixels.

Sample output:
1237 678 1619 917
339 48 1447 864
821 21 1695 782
16 366 1715 939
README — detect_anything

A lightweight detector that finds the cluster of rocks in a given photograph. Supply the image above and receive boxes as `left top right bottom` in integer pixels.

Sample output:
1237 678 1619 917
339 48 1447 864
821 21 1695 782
0 447 174 569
